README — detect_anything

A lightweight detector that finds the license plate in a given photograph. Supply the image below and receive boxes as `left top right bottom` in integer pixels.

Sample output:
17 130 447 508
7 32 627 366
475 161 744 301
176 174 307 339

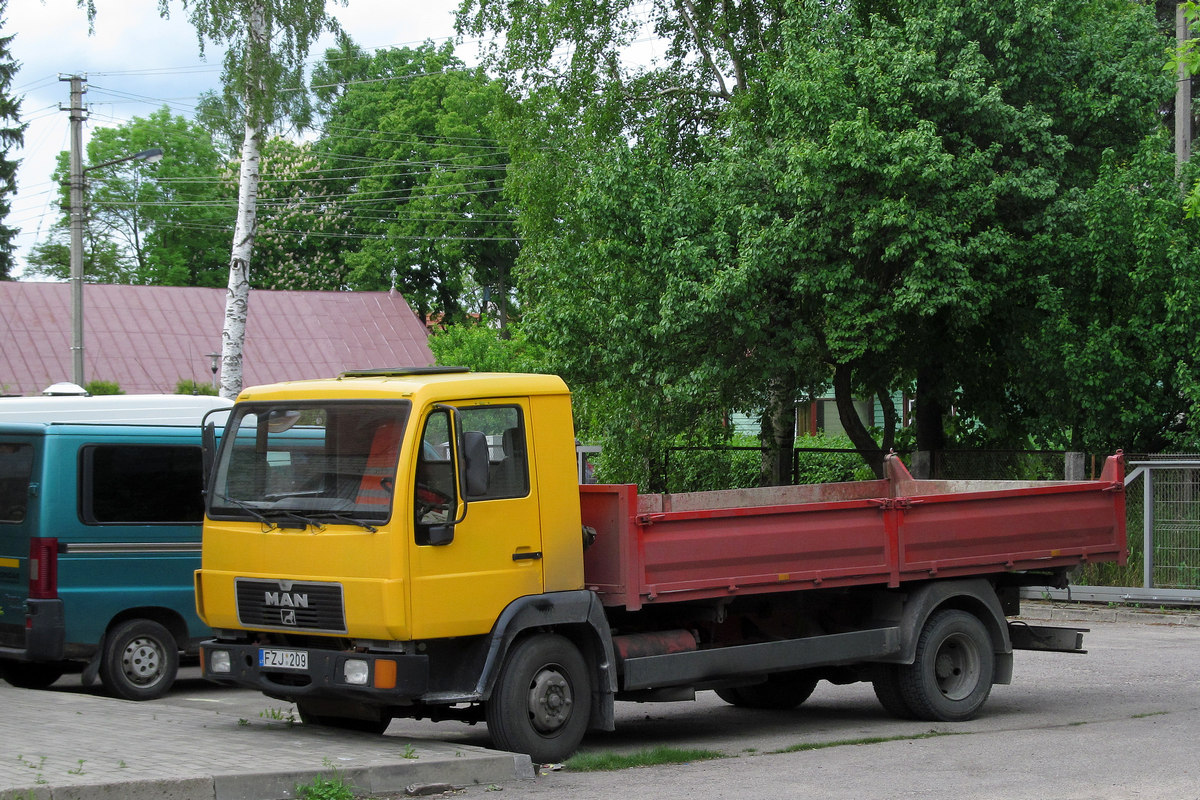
259 648 308 670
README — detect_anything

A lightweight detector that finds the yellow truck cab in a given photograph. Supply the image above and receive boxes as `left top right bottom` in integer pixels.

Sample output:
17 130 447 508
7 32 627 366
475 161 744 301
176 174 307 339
198 368 607 757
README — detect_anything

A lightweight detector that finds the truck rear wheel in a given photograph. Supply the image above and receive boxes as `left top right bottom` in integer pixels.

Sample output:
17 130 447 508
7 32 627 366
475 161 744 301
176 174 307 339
871 665 917 719
99 619 179 701
897 609 994 722
485 633 591 764
715 671 819 710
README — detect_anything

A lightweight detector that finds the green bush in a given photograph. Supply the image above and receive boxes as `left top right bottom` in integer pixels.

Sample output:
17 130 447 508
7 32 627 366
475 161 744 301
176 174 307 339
84 380 123 396
175 379 219 396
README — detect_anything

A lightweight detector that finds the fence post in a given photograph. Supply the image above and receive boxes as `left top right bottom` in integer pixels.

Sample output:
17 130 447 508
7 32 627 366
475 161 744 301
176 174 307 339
911 451 932 479
1144 466 1155 589
1064 452 1086 481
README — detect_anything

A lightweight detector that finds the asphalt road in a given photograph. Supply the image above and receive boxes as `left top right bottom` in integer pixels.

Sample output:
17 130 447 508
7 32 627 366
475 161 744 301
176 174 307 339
34 611 1200 799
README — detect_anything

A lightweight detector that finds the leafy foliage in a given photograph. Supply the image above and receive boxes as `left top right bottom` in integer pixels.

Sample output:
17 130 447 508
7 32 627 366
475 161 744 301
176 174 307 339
314 41 520 324
175 379 219 395
252 137 353 290
428 320 546 374
26 109 233 286
84 380 123 396
468 0 1184 479
0 0 23 279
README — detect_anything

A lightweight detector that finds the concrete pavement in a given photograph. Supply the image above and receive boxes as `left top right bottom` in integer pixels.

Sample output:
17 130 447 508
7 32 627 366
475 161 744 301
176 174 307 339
0 683 532 800
2 600 1196 800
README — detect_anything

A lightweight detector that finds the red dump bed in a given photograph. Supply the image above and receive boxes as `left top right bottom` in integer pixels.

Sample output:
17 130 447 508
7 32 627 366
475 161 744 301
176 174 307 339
580 454 1127 610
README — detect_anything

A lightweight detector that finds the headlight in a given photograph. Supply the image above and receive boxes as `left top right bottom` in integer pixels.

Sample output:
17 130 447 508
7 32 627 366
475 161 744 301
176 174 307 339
343 659 370 685
209 650 232 674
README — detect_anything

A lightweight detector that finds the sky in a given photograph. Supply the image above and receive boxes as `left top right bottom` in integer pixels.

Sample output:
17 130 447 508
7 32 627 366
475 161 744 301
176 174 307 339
5 0 476 276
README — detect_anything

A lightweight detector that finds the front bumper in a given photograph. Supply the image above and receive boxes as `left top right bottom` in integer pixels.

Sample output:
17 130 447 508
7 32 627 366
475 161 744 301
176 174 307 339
200 639 430 703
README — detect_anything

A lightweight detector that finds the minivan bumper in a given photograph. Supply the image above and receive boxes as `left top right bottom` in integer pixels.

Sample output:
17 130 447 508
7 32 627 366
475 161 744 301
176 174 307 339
0 599 65 661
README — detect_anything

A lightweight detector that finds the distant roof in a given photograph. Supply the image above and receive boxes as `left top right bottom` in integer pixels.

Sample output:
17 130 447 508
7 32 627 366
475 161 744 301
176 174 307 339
0 283 434 396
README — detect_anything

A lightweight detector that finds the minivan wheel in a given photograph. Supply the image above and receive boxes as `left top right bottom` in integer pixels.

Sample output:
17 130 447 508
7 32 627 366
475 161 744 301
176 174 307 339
99 619 179 701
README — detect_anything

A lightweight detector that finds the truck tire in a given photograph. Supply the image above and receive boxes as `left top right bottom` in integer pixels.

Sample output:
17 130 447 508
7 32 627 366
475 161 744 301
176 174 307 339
715 671 819 710
485 633 591 764
0 661 66 690
99 619 179 701
896 609 994 722
871 666 917 719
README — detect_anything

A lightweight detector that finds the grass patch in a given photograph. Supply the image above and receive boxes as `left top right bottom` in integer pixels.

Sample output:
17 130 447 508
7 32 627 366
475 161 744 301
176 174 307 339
565 746 727 771
770 731 958 755
1131 711 1169 719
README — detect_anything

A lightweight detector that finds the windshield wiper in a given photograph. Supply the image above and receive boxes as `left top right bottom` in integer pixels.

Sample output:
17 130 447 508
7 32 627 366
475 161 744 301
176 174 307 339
215 494 315 530
264 508 326 530
310 513 378 533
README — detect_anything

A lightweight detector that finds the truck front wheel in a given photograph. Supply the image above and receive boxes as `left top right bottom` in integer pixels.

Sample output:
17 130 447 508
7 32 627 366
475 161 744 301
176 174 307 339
897 609 994 722
485 634 591 764
99 619 179 701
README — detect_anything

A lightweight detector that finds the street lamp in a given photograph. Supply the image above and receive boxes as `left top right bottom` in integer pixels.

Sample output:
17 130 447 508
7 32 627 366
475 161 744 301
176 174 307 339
67 146 164 386
205 352 221 390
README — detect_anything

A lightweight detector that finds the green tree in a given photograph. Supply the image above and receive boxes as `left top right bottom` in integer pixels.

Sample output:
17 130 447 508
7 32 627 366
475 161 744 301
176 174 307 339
312 40 520 325
1012 139 1200 453
428 320 545 373
1173 0 1200 217
0 0 23 279
252 136 353 290
27 109 233 286
468 0 1176 478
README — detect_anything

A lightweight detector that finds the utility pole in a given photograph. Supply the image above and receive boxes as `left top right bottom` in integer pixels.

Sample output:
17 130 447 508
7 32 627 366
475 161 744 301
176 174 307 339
1178 4 1193 176
62 74 87 386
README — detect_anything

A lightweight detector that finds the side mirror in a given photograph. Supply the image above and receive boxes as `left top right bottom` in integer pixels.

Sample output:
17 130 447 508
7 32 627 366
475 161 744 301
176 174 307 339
461 431 490 497
200 416 218 495
426 524 455 546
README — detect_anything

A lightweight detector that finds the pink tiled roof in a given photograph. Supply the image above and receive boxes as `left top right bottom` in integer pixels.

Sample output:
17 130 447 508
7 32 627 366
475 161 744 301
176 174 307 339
0 282 434 396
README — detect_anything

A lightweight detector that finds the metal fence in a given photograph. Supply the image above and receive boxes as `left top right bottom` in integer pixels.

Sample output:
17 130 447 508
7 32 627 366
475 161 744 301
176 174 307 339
1028 456 1200 605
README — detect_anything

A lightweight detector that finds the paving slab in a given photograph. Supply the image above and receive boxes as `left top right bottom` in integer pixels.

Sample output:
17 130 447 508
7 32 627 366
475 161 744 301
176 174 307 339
0 685 532 800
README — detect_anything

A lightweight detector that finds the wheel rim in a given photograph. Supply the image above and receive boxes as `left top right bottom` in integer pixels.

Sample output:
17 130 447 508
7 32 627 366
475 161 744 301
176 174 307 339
121 636 165 687
527 664 573 733
933 632 981 701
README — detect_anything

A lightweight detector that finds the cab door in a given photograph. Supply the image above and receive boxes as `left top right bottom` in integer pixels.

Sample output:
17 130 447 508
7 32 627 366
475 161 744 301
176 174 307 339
407 400 543 640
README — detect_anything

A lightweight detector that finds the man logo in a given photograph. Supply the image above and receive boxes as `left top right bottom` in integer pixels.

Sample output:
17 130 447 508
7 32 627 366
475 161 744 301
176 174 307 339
280 609 297 626
264 591 309 608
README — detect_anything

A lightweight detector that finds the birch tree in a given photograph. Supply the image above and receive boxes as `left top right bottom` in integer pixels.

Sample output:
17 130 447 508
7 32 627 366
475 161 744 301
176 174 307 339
156 0 344 398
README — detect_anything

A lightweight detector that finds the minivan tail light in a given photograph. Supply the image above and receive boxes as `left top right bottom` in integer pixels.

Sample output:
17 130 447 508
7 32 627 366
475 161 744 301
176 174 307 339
28 537 58 599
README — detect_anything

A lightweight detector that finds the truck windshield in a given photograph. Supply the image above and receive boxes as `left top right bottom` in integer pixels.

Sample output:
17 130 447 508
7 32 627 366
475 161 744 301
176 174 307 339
207 401 411 527
0 443 33 524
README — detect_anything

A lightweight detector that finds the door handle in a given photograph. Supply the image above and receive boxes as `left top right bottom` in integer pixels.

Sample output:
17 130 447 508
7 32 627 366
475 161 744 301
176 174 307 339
512 550 543 562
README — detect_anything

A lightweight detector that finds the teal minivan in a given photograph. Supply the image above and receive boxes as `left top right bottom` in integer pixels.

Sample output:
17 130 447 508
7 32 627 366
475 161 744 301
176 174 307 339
0 395 230 700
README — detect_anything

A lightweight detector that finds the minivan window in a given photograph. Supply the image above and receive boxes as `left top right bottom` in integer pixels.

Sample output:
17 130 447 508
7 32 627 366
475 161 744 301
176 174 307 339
0 443 33 523
81 445 204 524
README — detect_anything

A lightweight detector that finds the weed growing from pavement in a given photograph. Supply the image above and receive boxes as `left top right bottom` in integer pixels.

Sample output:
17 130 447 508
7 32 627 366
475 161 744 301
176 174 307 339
565 746 726 771
295 759 358 800
14 755 47 784
401 744 418 759
770 731 959 754
67 759 85 775
260 706 298 725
